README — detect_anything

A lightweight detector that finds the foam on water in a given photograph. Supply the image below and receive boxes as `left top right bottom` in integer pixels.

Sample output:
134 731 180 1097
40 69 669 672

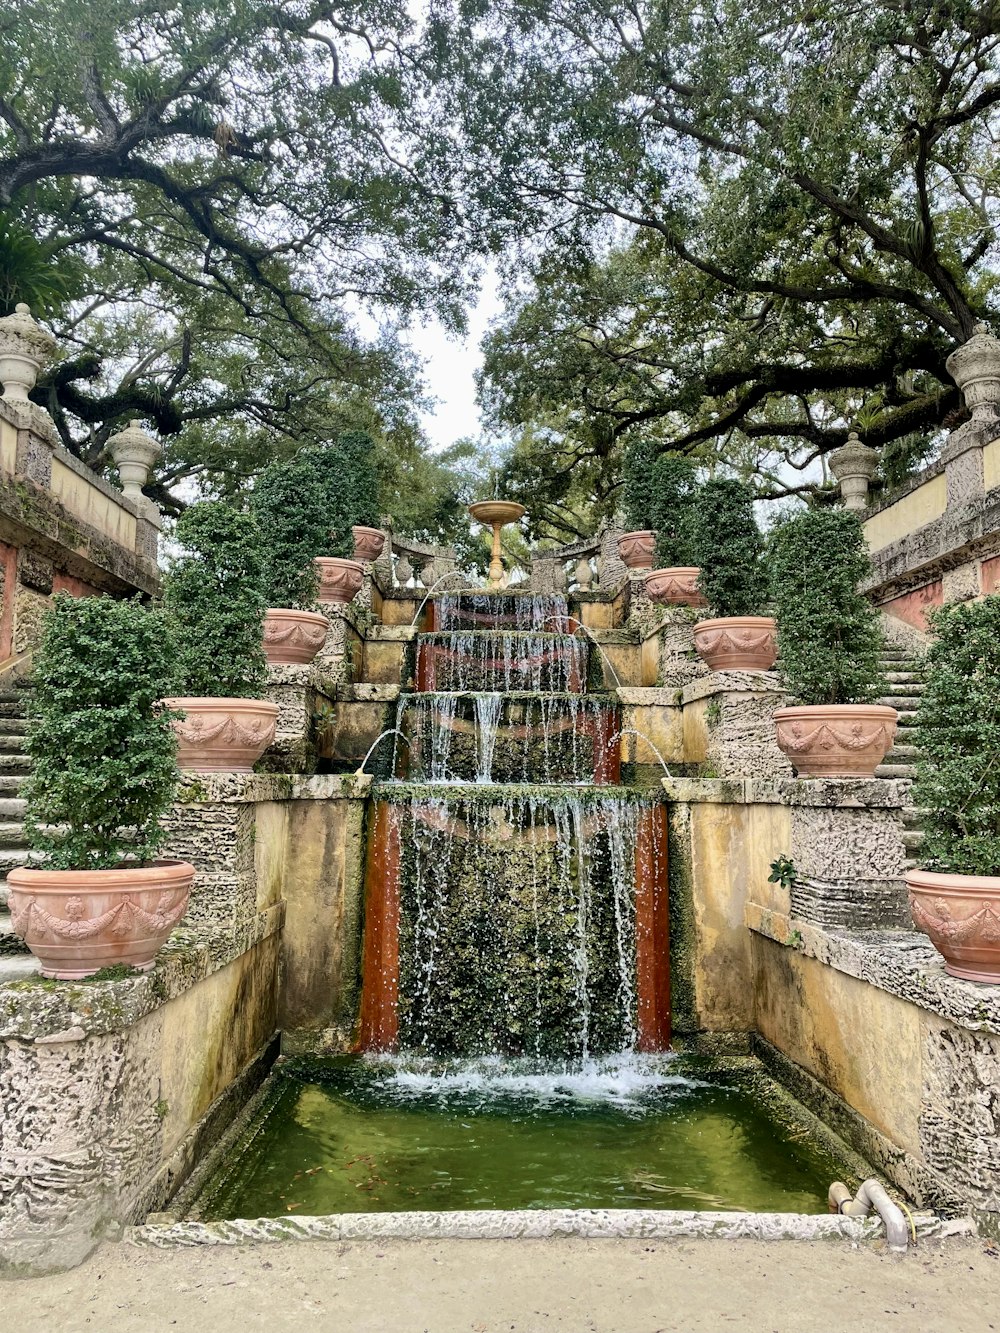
358 1051 702 1112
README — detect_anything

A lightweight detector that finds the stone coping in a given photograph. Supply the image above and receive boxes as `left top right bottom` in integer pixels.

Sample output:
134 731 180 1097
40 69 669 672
129 1208 964 1248
864 486 1000 598
367 624 419 641
747 902 1000 1039
863 458 946 521
662 776 910 809
176 772 372 805
681 672 787 705
0 902 283 1043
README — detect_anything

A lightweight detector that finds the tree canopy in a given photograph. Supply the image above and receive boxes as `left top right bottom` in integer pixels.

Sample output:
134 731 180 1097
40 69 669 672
0 0 468 515
432 0 1000 533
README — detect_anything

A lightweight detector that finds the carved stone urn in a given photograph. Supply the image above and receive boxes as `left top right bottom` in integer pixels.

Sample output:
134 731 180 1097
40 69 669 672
616 530 656 570
945 322 1000 424
108 419 161 508
907 869 1000 983
0 302 56 401
773 703 898 778
643 566 707 608
315 556 365 604
6 860 194 979
693 616 778 671
352 525 386 562
262 608 330 665
163 697 279 771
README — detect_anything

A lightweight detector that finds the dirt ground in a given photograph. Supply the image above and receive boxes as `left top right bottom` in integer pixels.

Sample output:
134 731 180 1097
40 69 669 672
1 1235 998 1333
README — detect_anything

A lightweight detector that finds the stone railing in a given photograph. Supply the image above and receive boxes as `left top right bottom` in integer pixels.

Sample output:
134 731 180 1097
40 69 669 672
387 532 459 590
530 523 627 594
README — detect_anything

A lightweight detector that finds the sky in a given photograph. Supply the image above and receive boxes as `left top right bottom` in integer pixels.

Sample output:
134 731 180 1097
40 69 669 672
410 267 502 452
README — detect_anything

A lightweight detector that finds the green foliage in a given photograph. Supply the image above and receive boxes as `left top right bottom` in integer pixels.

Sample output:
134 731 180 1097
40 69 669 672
692 478 767 617
652 455 698 568
252 455 330 608
0 213 82 317
332 430 381 555
23 594 179 870
913 598 1000 875
768 509 884 706
164 502 267 699
768 855 798 892
620 438 656 530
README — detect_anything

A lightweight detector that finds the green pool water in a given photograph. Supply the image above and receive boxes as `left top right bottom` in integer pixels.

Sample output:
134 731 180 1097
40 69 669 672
196 1055 859 1219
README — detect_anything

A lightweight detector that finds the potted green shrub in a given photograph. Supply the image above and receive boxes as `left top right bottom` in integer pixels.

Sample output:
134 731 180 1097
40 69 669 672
907 597 1000 983
253 453 332 665
6 594 194 979
768 507 895 776
162 502 278 771
690 478 776 670
616 438 658 569
643 453 705 607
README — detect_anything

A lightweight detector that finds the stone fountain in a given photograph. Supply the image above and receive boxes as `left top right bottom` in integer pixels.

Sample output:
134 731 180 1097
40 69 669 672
468 499 526 587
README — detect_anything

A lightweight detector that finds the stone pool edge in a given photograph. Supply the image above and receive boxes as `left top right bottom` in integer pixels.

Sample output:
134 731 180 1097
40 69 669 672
130 1207 972 1247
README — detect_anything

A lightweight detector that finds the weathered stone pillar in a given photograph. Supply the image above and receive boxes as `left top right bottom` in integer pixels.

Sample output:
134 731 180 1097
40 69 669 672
830 432 878 512
941 322 1000 509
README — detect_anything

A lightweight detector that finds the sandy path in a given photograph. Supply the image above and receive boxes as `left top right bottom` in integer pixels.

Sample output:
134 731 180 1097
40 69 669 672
2 1236 998 1333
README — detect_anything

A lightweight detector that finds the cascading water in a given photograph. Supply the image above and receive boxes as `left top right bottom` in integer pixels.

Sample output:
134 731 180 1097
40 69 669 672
361 589 669 1058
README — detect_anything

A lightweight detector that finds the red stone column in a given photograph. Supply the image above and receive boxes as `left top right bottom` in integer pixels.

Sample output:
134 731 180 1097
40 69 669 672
635 802 671 1051
356 801 403 1051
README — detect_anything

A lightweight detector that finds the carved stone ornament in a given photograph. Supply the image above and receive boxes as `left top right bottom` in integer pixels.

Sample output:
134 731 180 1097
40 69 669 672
945 322 1000 421
262 608 330 665
829 432 879 512
643 566 708 608
0 302 57 401
108 419 162 504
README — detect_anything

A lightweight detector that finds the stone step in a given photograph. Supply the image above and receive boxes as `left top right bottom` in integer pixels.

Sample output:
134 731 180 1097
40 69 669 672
880 694 926 710
885 743 922 759
903 829 925 851
0 911 29 956
0 773 27 796
0 733 25 755
0 797 27 819
875 761 917 779
0 752 31 774
0 848 42 877
883 671 925 684
0 821 29 849
0 946 38 978
0 718 29 736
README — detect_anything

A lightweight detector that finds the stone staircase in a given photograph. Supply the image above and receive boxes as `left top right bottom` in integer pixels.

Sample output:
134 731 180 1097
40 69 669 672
874 647 927 872
0 680 33 957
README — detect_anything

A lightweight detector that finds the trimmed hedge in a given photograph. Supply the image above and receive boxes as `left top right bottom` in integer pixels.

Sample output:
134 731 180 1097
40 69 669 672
691 478 767 617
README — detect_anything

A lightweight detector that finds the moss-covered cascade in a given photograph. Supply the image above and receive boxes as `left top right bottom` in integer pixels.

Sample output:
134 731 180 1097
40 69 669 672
375 786 667 1059
430 591 572 632
415 631 588 692
394 691 620 784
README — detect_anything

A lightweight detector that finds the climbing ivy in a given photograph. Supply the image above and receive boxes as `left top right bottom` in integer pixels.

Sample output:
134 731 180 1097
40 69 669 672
163 502 267 698
913 597 1000 876
768 508 884 705
691 478 767 617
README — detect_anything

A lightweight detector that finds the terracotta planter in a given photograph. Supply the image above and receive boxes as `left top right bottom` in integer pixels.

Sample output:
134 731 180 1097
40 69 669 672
773 704 898 778
907 869 1000 983
617 530 656 570
5 860 194 980
694 616 777 672
643 567 707 608
164 697 278 772
263 608 330 666
352 525 385 562
314 556 364 605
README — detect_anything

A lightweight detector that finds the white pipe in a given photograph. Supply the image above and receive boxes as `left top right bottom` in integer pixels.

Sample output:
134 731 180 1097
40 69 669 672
829 1179 909 1253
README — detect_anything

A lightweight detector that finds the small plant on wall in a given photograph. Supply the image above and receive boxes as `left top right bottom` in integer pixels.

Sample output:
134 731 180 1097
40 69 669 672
163 501 277 771
689 478 776 671
767 508 896 777
6 594 194 978
906 596 1000 982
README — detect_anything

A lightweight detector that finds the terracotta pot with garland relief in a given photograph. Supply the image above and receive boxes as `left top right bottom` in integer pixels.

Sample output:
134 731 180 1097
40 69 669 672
314 556 365 605
906 869 1000 983
643 566 708 608
616 530 656 570
693 616 777 671
163 697 279 772
6 860 194 979
352 525 386 562
262 608 330 665
772 703 897 778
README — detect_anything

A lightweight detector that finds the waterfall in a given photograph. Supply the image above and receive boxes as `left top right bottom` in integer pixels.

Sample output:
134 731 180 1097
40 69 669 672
361 590 669 1059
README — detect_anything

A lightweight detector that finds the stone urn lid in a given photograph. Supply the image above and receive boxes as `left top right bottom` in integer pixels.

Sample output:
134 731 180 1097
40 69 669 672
0 303 57 400
945 322 1000 418
107 419 162 469
829 431 878 480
